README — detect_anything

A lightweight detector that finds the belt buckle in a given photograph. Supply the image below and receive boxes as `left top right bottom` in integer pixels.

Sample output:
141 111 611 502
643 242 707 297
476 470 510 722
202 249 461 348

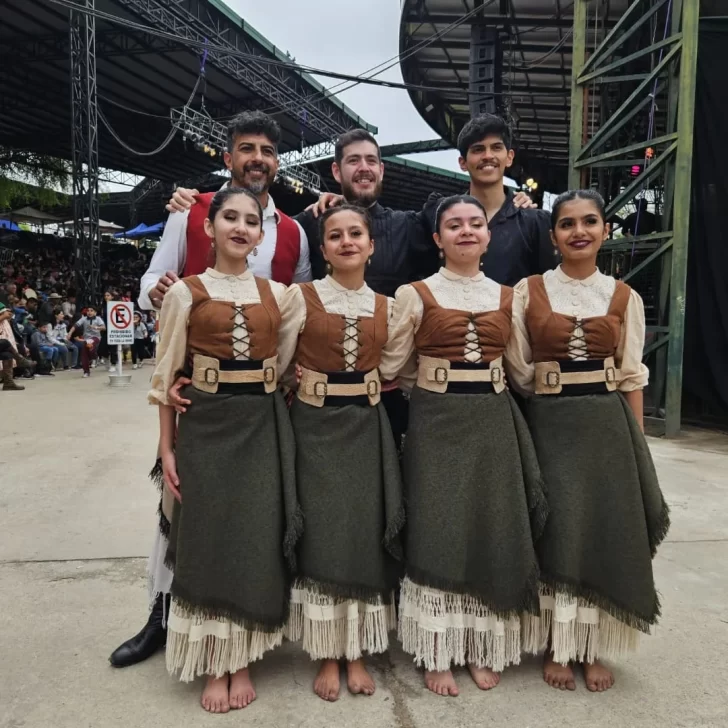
546 370 560 388
263 366 275 384
605 366 616 383
367 380 379 397
434 367 448 384
204 368 219 385
491 366 502 383
313 381 328 398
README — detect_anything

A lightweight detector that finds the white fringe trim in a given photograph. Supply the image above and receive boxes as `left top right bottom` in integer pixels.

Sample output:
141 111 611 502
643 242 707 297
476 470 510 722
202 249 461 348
286 587 396 661
398 577 521 673
146 528 173 611
166 601 283 682
522 589 641 665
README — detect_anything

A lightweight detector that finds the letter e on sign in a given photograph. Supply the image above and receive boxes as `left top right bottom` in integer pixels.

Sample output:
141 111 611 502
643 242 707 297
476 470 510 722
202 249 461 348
107 301 135 345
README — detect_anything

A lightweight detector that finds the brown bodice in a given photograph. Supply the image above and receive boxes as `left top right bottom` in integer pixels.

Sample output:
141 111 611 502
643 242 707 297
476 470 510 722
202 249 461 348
294 282 388 372
183 275 280 362
411 280 513 364
525 275 631 362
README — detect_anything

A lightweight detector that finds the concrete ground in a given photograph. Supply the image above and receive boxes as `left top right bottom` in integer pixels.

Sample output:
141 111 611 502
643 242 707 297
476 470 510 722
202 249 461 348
1 368 727 728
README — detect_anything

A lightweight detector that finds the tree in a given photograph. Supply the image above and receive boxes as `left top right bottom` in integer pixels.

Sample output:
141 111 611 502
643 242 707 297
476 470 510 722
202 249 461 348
0 147 71 209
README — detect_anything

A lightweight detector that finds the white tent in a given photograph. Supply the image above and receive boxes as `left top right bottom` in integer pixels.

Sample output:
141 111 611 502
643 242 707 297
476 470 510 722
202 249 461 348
62 217 125 233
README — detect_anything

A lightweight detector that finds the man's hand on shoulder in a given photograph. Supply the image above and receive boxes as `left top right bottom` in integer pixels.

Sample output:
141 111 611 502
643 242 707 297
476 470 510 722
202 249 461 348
166 187 199 214
304 193 344 219
513 191 537 209
149 271 180 309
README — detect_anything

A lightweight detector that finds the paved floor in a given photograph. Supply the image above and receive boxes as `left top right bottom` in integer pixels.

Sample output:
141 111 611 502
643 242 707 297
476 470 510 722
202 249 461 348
1 369 727 728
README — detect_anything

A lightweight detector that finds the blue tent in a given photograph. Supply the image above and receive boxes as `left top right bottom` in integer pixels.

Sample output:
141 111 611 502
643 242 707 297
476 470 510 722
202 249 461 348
0 219 21 231
114 222 165 239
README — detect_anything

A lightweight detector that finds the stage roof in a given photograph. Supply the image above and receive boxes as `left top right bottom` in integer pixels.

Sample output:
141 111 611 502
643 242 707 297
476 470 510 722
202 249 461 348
0 0 375 182
399 0 627 184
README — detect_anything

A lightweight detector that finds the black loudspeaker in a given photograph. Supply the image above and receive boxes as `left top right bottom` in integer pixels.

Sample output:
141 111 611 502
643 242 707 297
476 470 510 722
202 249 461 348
469 23 502 117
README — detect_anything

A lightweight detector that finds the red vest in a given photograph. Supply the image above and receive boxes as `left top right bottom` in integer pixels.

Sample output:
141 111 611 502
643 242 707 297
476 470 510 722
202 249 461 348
182 192 301 284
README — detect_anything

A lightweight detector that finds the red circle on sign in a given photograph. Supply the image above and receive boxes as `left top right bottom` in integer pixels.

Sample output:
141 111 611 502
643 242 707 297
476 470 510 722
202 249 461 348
110 304 132 328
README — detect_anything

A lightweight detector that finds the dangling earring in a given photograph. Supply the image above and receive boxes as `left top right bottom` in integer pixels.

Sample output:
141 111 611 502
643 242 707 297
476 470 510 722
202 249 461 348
367 256 372 266
438 249 445 261
325 262 333 275
479 258 484 269
252 247 258 257
210 238 216 249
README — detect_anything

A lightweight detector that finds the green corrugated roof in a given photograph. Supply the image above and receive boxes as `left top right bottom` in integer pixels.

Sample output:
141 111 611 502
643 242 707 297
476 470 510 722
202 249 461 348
206 0 377 134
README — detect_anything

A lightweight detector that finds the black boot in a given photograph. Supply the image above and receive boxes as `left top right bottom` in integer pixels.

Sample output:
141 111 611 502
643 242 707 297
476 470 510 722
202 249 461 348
109 593 170 668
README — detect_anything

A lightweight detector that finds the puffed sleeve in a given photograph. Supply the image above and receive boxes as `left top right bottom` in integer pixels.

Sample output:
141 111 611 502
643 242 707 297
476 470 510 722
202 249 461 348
616 288 649 391
276 284 307 386
148 281 192 405
379 284 423 390
505 278 535 394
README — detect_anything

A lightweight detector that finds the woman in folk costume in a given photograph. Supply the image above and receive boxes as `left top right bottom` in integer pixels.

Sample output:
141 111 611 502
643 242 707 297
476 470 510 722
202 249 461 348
151 187 301 713
380 195 547 698
277 205 404 702
506 190 670 693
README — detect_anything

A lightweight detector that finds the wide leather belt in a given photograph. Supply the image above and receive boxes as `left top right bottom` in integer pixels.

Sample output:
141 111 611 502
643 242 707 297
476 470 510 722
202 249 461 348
297 366 381 407
534 356 621 395
192 354 278 394
416 355 506 394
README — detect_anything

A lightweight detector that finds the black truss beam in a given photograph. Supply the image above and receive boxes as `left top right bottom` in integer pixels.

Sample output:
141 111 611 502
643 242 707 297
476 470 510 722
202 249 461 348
418 60 568 75
70 0 101 308
113 0 352 140
403 13 575 28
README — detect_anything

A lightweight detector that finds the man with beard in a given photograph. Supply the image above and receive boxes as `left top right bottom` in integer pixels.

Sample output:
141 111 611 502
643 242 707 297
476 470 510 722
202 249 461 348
109 111 310 670
137 110 310 311
169 128 434 297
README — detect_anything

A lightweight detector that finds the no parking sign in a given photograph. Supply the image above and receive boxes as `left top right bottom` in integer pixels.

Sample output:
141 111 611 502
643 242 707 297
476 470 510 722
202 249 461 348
107 301 134 345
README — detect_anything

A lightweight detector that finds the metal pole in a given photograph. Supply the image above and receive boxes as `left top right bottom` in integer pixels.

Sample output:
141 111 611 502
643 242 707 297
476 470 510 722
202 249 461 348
568 0 588 189
664 0 699 437
69 0 100 309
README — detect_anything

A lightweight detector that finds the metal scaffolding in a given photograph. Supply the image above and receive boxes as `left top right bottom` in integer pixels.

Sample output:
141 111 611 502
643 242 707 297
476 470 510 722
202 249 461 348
568 0 699 437
70 0 101 308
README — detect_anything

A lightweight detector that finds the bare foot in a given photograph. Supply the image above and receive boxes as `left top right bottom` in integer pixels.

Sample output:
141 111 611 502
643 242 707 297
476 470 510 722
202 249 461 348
583 660 614 692
543 653 576 691
424 669 460 697
229 667 256 709
346 659 375 696
201 674 230 713
314 659 341 702
467 664 500 690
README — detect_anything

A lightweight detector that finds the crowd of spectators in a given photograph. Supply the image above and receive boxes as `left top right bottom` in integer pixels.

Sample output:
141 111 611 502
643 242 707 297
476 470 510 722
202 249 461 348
0 243 156 391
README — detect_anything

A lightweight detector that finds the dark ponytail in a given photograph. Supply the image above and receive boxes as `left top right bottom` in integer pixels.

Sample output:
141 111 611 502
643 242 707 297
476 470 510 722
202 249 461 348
434 194 488 232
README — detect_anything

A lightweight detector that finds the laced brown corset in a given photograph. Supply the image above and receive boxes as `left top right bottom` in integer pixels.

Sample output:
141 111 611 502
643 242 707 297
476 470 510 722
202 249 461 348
525 275 631 362
294 282 388 372
410 280 513 364
183 275 280 362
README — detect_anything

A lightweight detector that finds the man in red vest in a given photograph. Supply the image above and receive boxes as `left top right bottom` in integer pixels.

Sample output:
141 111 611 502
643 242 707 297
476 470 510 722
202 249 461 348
110 111 310 669
137 111 310 311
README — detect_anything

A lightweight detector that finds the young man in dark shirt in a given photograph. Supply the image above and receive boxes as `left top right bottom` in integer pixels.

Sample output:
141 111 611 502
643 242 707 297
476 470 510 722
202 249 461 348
420 114 558 285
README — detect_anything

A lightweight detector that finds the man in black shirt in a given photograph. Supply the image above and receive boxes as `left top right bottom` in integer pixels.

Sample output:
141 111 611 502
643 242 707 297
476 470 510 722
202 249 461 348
420 114 558 285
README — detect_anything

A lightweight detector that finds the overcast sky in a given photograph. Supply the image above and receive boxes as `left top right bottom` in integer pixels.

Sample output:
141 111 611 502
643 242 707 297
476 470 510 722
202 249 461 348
222 0 466 174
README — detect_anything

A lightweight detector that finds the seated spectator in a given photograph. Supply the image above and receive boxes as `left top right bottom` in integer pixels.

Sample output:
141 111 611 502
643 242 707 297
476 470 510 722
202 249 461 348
50 309 77 369
68 305 105 378
62 291 77 320
0 302 34 389
28 318 57 376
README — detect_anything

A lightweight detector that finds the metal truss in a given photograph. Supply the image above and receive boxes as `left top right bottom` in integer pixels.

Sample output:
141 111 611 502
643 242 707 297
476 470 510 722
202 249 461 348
98 168 144 186
70 0 101 308
279 142 335 169
114 0 354 140
379 139 452 156
568 0 699 436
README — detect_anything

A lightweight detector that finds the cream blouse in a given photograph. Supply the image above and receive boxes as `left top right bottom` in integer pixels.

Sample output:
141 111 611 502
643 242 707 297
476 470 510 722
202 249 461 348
277 276 395 380
148 268 287 405
380 268 504 389
506 266 649 394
